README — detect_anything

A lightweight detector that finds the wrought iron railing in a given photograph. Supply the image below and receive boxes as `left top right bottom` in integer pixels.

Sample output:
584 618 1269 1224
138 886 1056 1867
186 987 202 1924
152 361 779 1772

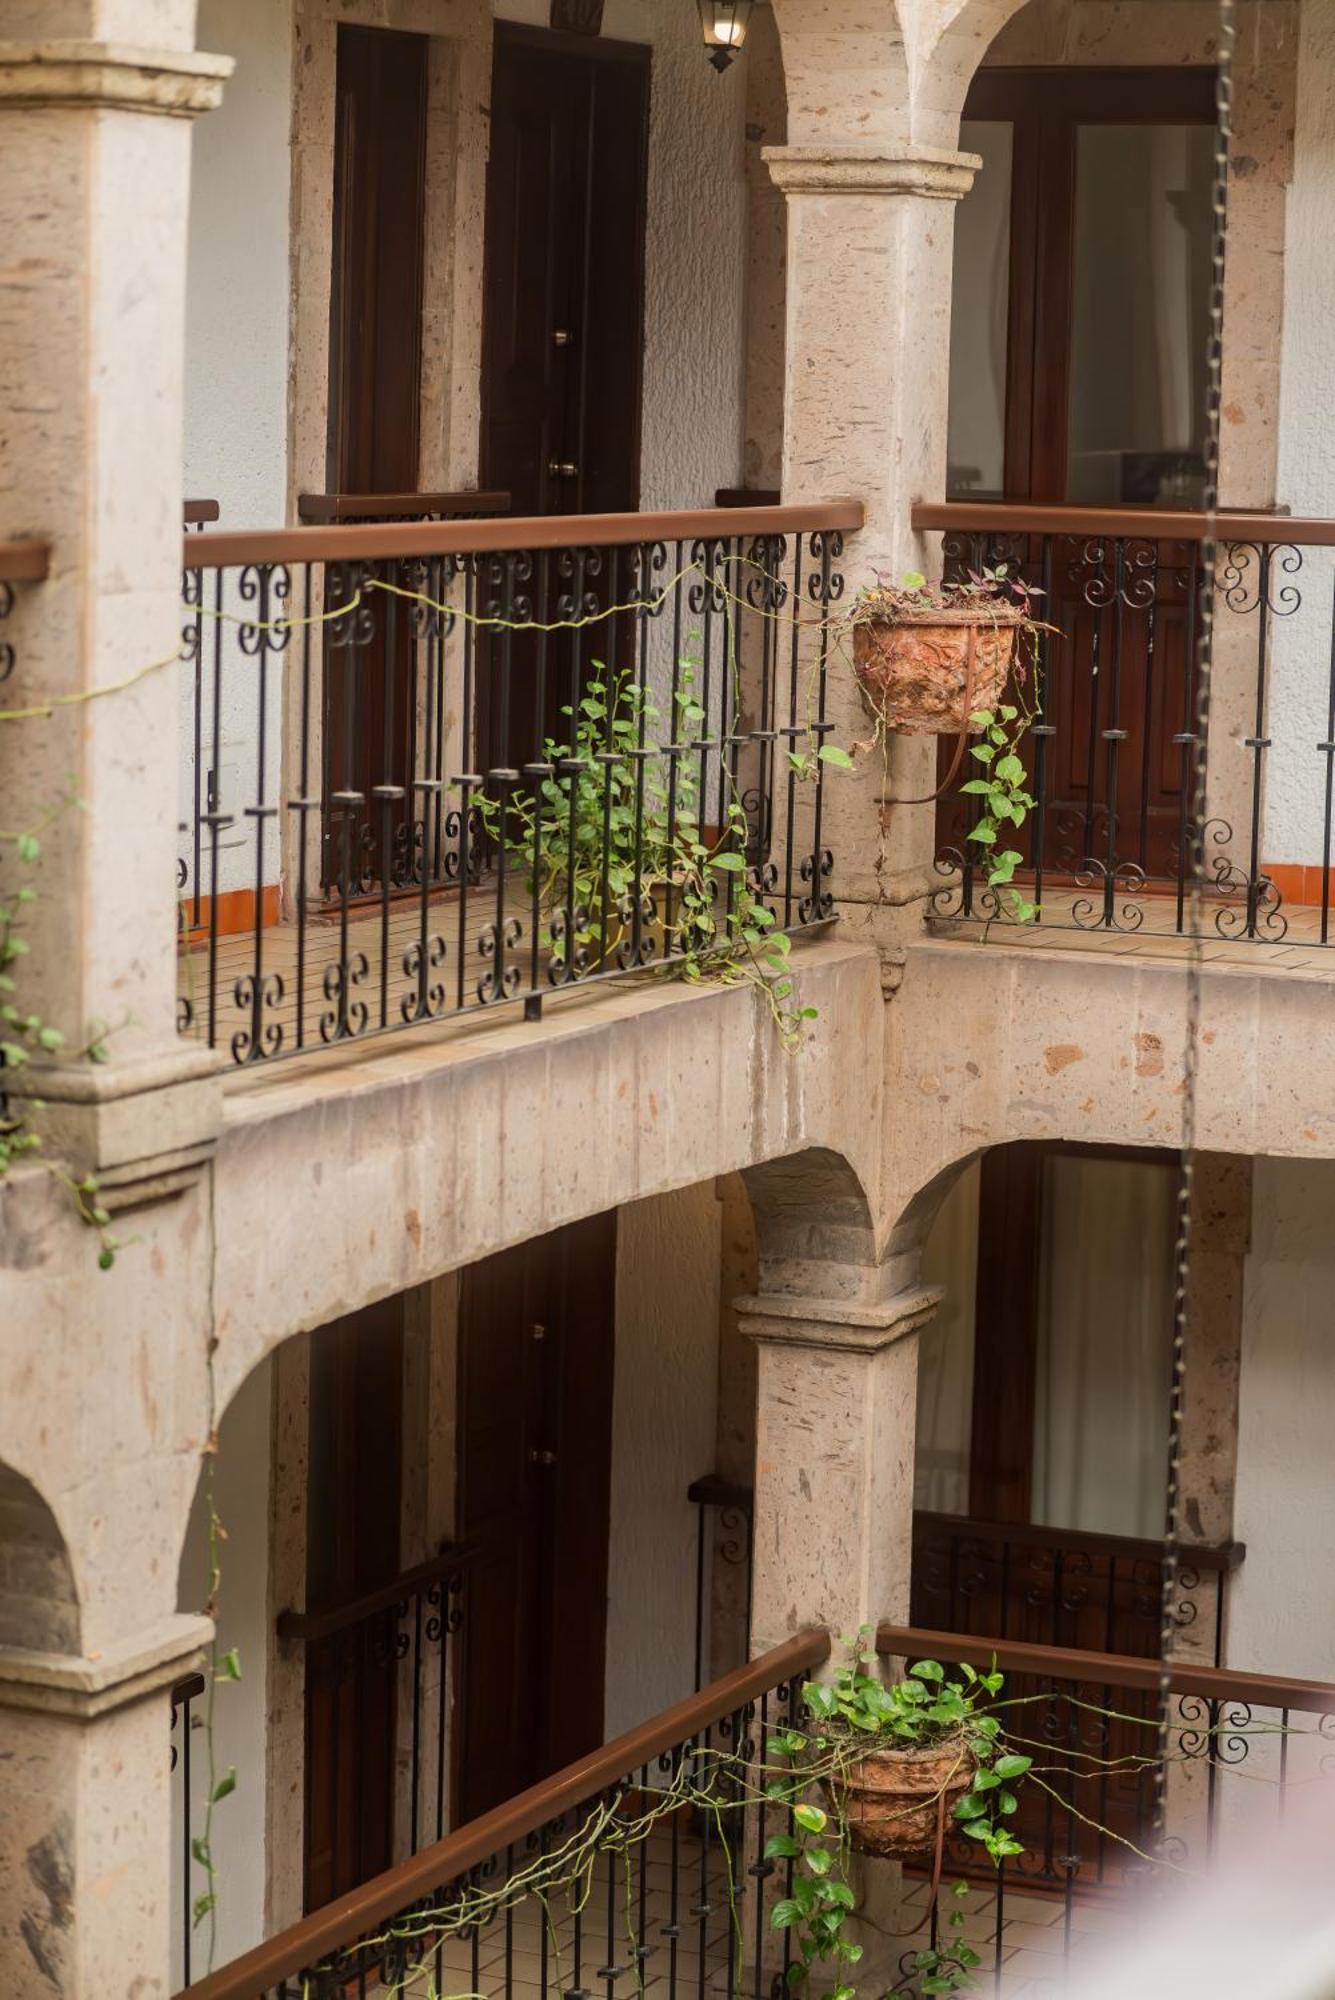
916 501 1335 944
171 1670 209 1988
910 1510 1244 1668
175 1629 829 2000
876 1622 1335 1993
688 1473 754 1689
685 1483 1242 1686
177 501 856 1065
274 1545 471 1912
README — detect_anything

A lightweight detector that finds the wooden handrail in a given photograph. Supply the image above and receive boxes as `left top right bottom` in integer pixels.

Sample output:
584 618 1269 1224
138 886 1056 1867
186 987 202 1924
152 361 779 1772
275 1543 475 1645
170 1670 207 1705
913 1508 1245 1574
687 1472 754 1514
297 489 511 524
876 1622 1335 1718
178 1628 830 2000
180 499 865 572
184 500 220 527
912 500 1335 547
0 539 50 583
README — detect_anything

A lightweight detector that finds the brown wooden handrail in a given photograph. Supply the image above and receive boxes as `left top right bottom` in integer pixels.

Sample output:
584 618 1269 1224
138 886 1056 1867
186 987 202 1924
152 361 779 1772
184 500 220 527
180 499 865 572
0 539 50 583
178 1627 830 2000
913 1509 1245 1575
876 1622 1335 1718
912 500 1335 548
275 1542 475 1645
297 489 511 524
687 1472 754 1514
170 1670 208 1705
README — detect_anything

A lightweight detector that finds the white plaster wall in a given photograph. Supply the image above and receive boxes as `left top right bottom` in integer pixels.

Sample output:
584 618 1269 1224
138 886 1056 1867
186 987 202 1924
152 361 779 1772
1269 0 1335 868
604 1182 723 1736
492 0 749 510
186 0 293 528
173 1355 274 1984
181 0 293 900
1230 1157 1335 1680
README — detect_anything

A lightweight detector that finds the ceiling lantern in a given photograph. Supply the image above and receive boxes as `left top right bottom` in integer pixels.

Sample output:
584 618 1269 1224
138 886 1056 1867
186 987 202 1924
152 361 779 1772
698 0 755 72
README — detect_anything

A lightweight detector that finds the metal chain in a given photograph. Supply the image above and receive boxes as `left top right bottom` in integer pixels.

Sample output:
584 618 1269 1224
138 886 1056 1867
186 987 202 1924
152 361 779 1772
1155 0 1236 1847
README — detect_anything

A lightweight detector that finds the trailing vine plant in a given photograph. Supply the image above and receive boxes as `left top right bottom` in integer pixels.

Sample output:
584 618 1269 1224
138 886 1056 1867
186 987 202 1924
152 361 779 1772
476 665 823 1047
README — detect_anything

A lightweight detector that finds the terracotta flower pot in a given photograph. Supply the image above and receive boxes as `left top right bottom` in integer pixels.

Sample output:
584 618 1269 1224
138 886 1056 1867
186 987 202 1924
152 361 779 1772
852 605 1023 736
830 1736 976 1859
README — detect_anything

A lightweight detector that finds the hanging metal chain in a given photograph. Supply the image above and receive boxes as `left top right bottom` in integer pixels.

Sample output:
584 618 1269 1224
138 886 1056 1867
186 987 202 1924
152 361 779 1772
1155 0 1236 1848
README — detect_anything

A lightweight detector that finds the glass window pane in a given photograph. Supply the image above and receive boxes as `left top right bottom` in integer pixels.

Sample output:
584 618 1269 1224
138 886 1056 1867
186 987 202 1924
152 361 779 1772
1031 1154 1176 1540
947 121 1013 502
1067 123 1214 507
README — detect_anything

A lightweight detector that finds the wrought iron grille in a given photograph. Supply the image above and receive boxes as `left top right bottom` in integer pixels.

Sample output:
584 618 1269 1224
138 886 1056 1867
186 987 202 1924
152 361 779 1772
176 504 854 1065
917 502 1335 946
876 1622 1335 1994
173 1630 829 2000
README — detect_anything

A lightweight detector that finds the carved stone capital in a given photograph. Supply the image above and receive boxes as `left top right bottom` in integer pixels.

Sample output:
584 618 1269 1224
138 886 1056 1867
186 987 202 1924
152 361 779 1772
737 1281 942 1354
6 1043 224 1211
764 143 981 202
0 40 233 117
0 1614 213 1719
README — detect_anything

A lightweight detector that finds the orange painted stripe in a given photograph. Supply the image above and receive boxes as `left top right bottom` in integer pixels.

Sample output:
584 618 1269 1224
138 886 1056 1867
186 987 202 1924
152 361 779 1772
1263 863 1335 909
178 884 281 942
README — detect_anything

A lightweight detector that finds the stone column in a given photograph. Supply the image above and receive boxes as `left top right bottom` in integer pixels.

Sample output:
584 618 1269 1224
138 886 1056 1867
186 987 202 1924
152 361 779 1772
0 24 230 1196
743 1282 939 1654
0 1615 211 1999
742 1280 940 1987
764 146 979 927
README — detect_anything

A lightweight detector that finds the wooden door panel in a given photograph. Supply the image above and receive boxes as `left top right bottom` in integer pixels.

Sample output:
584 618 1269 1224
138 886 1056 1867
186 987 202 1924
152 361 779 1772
479 26 649 772
303 1298 405 1911
322 25 428 891
456 1212 617 1821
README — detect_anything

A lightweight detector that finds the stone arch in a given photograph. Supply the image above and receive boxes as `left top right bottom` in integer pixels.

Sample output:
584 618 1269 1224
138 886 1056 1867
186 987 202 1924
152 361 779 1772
0 1462 80 1655
769 0 913 148
743 1144 882 1297
911 0 1035 145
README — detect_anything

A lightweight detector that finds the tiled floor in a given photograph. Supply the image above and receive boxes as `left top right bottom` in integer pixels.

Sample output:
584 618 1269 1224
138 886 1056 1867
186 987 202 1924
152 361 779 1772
931 888 1335 977
889 1877 1125 1999
352 1830 1129 1999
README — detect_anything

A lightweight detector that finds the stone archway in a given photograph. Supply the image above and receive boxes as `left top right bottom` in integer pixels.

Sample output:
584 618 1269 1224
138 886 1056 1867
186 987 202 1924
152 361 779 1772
0 1461 79 1656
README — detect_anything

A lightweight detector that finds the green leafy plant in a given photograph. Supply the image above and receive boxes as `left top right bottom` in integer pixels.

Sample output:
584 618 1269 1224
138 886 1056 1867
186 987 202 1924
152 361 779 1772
764 1635 1033 1999
478 666 820 1047
0 795 125 1266
960 698 1038 925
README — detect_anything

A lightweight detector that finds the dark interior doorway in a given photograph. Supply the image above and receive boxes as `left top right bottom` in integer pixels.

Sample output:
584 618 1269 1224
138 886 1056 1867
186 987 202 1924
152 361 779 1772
454 1211 618 1823
302 1295 407 1912
938 67 1216 882
322 24 429 890
478 23 650 770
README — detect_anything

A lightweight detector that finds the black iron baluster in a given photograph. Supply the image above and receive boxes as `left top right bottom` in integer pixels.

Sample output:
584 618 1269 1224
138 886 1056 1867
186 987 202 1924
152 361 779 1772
1029 535 1056 921
1101 540 1129 926
1173 544 1203 935
410 1588 423 1854
1320 576 1335 945
782 536 803 928
1244 545 1274 936
293 567 315 1051
991 1854 1006 1997
667 1745 683 2000
695 1730 713 2000
206 568 227 1049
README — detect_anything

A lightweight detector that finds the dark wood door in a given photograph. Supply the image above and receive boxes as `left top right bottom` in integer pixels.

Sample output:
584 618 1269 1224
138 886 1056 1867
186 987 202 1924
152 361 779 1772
303 1297 406 1911
323 25 428 890
939 69 1215 883
455 1212 617 1822
478 24 650 770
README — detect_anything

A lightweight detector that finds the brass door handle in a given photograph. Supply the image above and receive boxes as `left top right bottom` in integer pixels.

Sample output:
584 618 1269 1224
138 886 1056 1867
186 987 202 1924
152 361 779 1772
529 1448 557 1467
547 460 580 481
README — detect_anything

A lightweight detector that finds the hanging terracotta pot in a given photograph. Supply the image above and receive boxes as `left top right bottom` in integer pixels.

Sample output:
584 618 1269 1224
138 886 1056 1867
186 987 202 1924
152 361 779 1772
829 1737 976 1859
852 605 1023 736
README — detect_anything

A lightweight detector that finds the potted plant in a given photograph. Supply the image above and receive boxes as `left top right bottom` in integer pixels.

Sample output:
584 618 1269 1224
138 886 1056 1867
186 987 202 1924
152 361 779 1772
848 566 1042 738
765 1638 1031 1999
